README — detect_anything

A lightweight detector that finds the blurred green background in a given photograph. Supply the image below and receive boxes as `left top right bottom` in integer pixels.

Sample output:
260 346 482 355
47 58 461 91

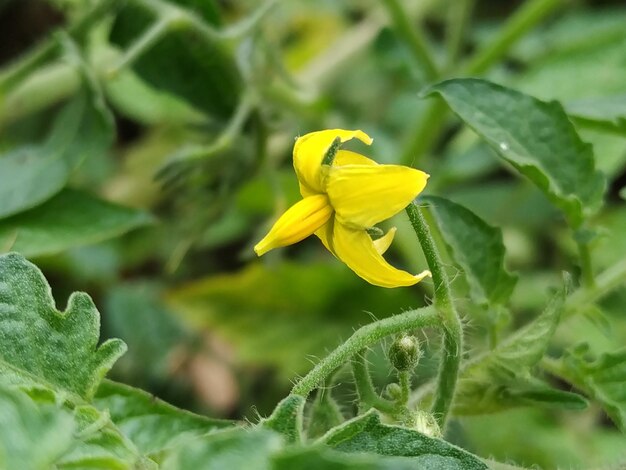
0 0 625 468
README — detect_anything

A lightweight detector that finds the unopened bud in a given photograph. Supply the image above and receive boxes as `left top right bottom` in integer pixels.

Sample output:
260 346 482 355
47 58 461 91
388 335 421 372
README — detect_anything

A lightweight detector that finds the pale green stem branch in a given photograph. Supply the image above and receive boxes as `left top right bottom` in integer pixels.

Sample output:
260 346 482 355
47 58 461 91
576 239 595 289
351 351 396 414
444 0 474 70
405 202 463 430
291 306 439 397
398 370 411 405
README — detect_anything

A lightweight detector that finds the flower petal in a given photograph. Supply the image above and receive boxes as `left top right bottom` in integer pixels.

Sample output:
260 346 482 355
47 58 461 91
254 194 333 256
293 129 373 195
334 149 377 167
326 164 429 229
373 226 397 255
332 222 431 288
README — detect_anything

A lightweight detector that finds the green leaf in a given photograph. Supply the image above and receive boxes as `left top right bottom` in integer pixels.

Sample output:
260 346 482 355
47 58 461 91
552 346 626 431
161 428 282 470
0 88 114 220
424 78 605 226
110 1 241 119
58 404 155 469
0 189 153 258
566 95 626 132
306 390 345 439
0 385 75 470
94 380 234 456
452 286 568 414
261 395 305 444
320 410 487 469
0 252 126 400
422 195 517 306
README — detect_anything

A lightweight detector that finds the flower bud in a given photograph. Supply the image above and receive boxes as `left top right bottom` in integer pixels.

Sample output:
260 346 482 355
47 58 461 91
388 335 421 372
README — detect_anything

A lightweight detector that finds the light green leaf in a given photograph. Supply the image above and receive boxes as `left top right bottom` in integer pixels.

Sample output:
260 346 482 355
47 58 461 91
424 78 605 226
0 252 126 400
422 195 517 306
566 95 626 132
320 410 487 469
0 88 113 219
549 346 626 431
261 395 305 444
0 189 152 258
0 385 75 470
161 428 282 470
452 286 568 414
94 380 234 456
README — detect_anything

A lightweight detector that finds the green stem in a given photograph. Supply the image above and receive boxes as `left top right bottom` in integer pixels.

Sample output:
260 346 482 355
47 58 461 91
576 240 595 289
405 202 462 430
291 306 439 397
0 0 124 92
398 370 411 405
400 99 447 165
463 0 563 75
445 0 474 70
351 351 396 414
381 0 439 81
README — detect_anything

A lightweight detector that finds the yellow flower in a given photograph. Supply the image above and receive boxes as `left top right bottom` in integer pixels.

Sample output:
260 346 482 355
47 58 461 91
254 129 431 288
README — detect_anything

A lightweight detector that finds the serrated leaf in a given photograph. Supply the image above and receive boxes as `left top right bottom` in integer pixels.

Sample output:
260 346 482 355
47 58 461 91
424 78 605 226
552 347 626 431
422 195 517 306
0 253 126 400
94 380 234 455
110 1 241 119
452 286 567 414
307 389 345 439
261 395 305 444
320 410 487 469
161 428 282 470
0 87 113 219
0 189 152 258
0 385 75 470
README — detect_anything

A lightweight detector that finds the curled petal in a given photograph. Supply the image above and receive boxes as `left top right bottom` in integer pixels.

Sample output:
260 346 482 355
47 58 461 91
254 195 333 256
373 227 397 255
327 164 429 229
332 222 431 288
334 149 377 167
293 129 372 196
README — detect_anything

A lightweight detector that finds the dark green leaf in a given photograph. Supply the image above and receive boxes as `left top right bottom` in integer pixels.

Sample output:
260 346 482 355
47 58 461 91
161 428 282 470
0 88 113 219
452 286 567 414
110 2 241 119
422 195 517 306
0 385 75 469
261 395 305 444
424 78 605 226
321 410 487 469
0 253 126 400
0 189 153 258
94 380 234 456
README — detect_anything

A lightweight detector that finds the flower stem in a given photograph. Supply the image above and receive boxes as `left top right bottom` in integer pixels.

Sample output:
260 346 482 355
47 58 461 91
405 202 462 430
381 0 439 81
444 0 474 71
351 350 396 414
398 370 411 405
291 306 439 397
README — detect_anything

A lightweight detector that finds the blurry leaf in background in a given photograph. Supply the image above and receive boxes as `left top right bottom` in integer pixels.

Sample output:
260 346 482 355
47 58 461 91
0 88 113 219
109 0 241 119
422 195 517 307
94 380 234 457
0 385 74 469
566 95 626 133
306 389 345 439
166 261 422 379
451 284 571 415
0 189 153 258
0 253 126 400
425 79 606 226
320 410 487 470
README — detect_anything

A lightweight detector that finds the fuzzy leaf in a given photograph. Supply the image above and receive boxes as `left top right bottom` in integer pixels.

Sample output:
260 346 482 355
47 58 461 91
424 78 605 226
0 189 152 258
0 253 126 400
261 395 306 444
94 380 234 455
307 390 345 439
321 410 487 469
0 88 113 220
423 195 517 306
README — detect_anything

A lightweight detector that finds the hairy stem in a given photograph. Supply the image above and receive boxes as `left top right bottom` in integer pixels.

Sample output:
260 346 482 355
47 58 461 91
291 306 439 397
351 351 396 414
405 202 463 430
